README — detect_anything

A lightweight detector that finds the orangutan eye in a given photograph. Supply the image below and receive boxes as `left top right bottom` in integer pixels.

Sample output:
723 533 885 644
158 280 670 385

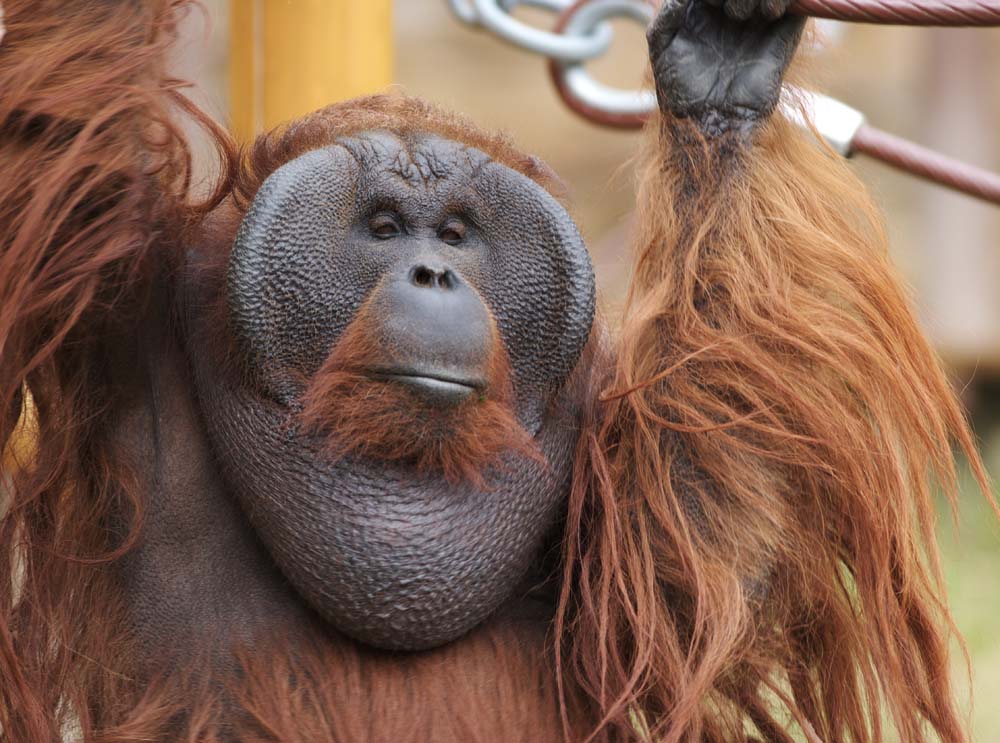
369 212 402 239
438 220 466 246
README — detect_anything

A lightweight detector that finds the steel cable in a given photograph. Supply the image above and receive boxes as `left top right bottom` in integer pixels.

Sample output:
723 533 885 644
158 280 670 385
790 0 1000 25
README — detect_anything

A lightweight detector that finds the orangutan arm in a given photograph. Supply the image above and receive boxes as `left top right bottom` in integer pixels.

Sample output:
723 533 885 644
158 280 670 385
0 1 195 424
559 3 990 742
0 5 213 738
0 1 234 478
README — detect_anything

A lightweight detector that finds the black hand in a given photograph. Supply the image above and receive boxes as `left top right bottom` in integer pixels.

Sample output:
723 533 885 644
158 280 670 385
648 0 805 137
704 0 795 21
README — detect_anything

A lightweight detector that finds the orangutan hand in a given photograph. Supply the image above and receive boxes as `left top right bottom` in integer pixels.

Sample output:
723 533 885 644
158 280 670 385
705 0 796 20
647 0 805 136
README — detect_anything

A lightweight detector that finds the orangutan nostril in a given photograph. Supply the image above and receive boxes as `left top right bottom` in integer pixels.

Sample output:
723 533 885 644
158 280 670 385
411 265 435 288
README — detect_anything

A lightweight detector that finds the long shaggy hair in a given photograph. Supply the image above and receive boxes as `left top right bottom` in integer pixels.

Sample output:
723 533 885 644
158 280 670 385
557 111 993 742
0 1 992 742
0 2 205 741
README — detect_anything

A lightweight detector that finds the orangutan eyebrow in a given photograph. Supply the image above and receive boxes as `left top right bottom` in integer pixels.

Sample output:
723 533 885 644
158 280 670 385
360 198 408 227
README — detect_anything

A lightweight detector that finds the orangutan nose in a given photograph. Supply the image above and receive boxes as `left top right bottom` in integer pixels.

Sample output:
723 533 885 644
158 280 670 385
408 263 458 291
368 261 495 405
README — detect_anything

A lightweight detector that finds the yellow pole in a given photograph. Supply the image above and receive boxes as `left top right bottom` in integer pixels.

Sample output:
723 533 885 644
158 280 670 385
230 0 394 141
2 390 35 476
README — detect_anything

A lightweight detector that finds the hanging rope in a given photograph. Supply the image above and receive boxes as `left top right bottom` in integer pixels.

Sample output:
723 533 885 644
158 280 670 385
449 0 1000 206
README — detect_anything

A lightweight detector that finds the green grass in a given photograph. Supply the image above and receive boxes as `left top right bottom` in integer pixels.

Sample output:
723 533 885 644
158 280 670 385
940 451 1000 741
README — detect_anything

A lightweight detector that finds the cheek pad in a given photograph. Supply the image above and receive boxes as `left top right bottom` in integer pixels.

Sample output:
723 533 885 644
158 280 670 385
228 146 376 401
467 162 595 430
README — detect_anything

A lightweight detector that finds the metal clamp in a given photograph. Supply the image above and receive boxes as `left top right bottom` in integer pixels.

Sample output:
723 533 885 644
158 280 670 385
781 88 866 156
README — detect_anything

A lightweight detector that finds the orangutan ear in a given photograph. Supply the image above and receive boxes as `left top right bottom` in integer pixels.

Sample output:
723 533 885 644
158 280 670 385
463 159 595 428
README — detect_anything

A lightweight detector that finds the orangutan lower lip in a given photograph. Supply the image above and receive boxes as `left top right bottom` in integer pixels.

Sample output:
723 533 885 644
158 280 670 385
371 369 486 402
393 375 476 394
372 368 484 389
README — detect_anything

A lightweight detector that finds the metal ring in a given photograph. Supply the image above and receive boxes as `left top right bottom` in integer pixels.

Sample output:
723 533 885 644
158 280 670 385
549 0 657 128
472 0 614 62
448 0 526 26
448 0 480 24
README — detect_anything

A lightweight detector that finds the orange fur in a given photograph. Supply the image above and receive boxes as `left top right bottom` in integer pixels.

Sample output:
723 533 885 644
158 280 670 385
0 2 206 741
85 619 586 743
557 112 994 743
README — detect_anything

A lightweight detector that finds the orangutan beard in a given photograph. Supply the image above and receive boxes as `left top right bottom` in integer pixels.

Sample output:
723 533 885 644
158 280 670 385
297 308 540 486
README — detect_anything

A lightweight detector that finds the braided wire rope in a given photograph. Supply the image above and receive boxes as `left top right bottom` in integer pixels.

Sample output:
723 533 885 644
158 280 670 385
790 0 1000 25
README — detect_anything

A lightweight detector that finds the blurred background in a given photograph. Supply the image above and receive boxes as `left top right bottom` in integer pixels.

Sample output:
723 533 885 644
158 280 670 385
175 2 1000 737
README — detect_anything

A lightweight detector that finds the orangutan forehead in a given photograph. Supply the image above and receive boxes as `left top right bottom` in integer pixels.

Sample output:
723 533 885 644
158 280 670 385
335 130 493 189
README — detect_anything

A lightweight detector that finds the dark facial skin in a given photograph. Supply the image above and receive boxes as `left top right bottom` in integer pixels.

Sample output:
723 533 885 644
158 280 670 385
138 0 798 661
183 132 595 650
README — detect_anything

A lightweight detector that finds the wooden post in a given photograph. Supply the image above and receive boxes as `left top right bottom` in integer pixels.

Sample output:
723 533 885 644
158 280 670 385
229 0 393 140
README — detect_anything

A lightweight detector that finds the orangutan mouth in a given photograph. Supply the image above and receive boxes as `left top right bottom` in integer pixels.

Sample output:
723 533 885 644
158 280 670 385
372 368 486 404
